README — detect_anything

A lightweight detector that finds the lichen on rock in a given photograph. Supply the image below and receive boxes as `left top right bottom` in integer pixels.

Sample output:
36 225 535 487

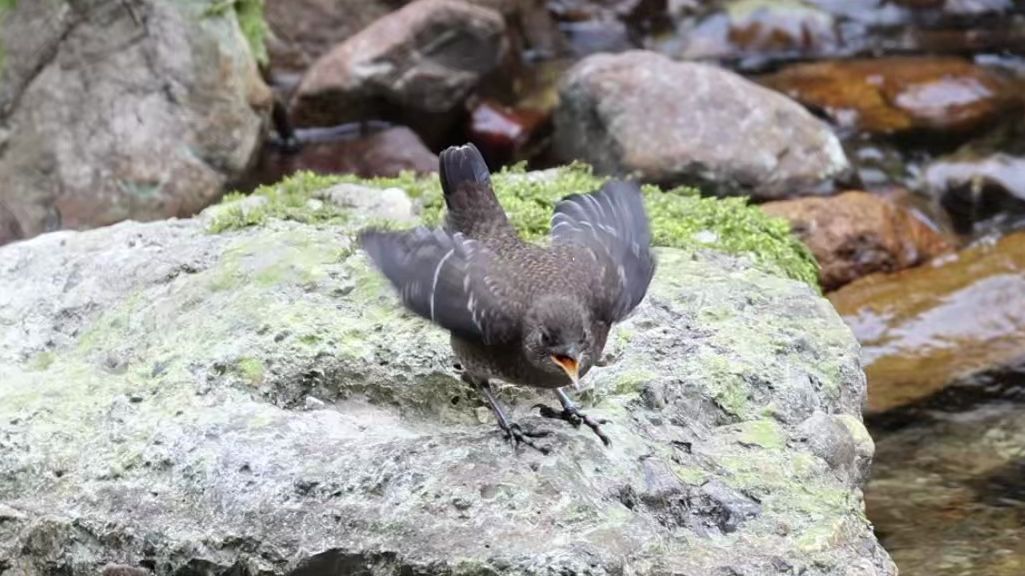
0 167 892 575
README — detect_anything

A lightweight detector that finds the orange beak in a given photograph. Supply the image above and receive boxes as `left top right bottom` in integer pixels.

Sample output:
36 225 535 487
552 355 580 390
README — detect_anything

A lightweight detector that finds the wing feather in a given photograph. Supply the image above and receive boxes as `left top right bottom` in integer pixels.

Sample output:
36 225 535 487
359 227 521 344
550 180 656 323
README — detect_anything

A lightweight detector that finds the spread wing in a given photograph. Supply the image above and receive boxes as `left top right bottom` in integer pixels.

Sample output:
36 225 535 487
550 180 656 323
359 227 523 344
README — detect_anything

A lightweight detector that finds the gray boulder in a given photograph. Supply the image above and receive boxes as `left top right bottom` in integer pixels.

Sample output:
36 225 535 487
0 174 893 575
0 0 271 245
553 51 851 198
289 0 507 142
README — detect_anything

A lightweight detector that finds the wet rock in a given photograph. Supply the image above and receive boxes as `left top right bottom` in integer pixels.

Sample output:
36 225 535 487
467 99 549 165
0 0 271 244
925 153 1025 236
762 191 954 291
830 232 1025 413
289 0 508 143
553 50 850 198
0 170 893 575
761 57 1016 136
239 126 438 190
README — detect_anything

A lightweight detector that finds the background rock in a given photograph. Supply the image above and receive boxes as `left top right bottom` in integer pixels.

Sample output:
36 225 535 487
830 232 1025 413
0 0 271 245
237 125 438 191
762 191 953 291
761 57 1016 136
552 50 850 198
0 172 893 575
289 0 508 144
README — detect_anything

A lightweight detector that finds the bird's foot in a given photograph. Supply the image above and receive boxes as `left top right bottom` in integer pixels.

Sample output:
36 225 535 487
502 423 550 454
533 403 612 447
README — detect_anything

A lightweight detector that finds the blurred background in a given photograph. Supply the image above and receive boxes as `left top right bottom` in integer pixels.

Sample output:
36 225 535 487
1 1 1024 574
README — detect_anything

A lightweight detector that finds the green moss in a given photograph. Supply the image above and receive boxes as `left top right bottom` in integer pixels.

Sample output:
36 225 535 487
28 351 55 372
211 165 819 287
235 357 264 384
734 419 786 450
205 0 268 65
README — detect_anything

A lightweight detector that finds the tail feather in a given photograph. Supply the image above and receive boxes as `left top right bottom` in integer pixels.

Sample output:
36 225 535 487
438 144 511 238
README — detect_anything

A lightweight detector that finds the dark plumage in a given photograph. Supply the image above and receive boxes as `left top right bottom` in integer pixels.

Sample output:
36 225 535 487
360 143 656 450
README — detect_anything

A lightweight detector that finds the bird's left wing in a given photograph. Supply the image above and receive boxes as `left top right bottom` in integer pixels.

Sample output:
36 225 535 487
360 227 523 344
550 180 656 323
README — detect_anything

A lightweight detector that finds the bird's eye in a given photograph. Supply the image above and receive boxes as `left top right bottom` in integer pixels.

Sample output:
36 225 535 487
541 332 554 346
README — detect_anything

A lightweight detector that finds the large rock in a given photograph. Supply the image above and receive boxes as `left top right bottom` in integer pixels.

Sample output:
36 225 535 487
553 50 850 198
0 0 271 245
0 173 894 575
762 191 953 291
830 232 1025 414
289 0 508 141
265 0 548 79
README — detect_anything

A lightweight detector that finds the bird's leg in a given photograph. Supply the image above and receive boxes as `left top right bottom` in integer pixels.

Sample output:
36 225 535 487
535 388 611 447
465 374 549 454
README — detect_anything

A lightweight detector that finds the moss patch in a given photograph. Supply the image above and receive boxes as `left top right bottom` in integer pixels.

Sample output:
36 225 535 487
210 165 819 287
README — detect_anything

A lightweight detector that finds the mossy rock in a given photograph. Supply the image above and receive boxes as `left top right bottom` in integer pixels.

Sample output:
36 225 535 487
207 164 819 288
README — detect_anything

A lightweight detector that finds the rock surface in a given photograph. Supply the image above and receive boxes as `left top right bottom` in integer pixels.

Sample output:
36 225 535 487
239 126 438 191
0 174 893 575
830 232 1025 413
925 153 1025 235
553 50 850 198
289 0 507 141
0 0 271 245
264 0 538 78
761 57 1015 136
762 191 953 291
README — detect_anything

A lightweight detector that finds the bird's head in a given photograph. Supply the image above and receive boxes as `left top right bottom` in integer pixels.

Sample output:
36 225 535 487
523 296 593 389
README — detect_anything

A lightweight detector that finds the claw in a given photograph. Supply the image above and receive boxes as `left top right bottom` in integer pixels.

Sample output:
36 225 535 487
535 404 612 447
504 423 550 454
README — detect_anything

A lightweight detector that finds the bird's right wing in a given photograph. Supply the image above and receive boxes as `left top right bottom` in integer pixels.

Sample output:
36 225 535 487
359 227 523 344
550 180 656 324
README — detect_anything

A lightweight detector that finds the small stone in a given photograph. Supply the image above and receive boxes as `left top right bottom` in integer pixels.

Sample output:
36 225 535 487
316 183 416 223
304 396 326 410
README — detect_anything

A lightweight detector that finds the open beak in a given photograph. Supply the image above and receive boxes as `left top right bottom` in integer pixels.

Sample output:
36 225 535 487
552 354 581 390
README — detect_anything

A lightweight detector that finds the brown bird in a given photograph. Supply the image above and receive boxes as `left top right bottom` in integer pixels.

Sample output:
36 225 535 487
360 143 655 451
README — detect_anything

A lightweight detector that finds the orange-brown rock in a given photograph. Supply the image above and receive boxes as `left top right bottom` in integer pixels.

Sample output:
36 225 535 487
762 191 953 291
829 232 1025 413
761 57 1016 135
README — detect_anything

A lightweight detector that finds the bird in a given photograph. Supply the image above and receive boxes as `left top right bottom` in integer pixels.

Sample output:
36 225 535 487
359 143 656 452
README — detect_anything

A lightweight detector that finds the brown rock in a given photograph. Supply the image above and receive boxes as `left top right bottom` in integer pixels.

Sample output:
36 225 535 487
829 232 1025 413
761 57 1016 136
467 99 549 165
762 191 954 291
289 0 508 140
